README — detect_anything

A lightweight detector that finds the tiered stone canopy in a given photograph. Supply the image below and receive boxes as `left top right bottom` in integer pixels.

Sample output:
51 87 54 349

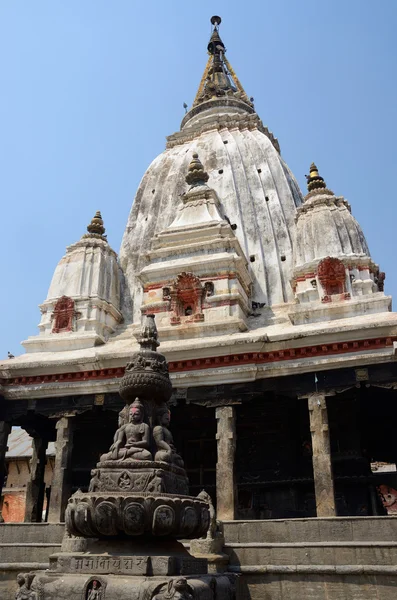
23 211 123 352
290 164 388 324
138 154 252 339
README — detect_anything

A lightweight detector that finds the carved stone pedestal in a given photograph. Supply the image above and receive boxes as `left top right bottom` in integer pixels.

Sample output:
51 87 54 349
90 460 189 496
66 490 209 539
31 538 235 599
20 316 236 599
32 571 235 600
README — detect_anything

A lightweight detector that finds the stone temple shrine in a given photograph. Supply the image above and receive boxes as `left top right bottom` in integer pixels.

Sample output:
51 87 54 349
1 14 397 600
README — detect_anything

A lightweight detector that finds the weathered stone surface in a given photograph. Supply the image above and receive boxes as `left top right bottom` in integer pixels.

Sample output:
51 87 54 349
90 462 189 495
30 572 235 600
48 416 74 523
48 551 208 578
24 436 48 523
22 217 122 353
307 393 336 517
65 491 209 539
216 406 236 521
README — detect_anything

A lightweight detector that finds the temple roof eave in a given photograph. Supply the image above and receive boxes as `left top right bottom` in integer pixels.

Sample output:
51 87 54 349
2 307 397 398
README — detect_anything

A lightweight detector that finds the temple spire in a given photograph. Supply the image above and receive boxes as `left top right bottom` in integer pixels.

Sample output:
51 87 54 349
306 163 327 193
192 16 253 109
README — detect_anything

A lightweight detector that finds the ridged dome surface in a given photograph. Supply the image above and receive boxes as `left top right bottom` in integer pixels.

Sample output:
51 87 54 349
293 190 370 270
120 111 304 324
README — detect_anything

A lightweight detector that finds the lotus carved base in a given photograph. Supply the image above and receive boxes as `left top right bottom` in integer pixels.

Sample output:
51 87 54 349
65 491 210 539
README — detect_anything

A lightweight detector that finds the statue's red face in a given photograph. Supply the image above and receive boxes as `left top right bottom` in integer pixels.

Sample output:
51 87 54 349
92 580 98 588
130 407 142 422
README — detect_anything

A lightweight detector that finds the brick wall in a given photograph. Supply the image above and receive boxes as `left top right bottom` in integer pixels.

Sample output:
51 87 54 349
2 491 26 522
1 457 54 522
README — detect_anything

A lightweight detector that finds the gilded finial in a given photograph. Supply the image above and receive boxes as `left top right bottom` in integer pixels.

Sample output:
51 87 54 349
87 210 106 236
208 16 225 54
305 162 326 192
185 153 209 187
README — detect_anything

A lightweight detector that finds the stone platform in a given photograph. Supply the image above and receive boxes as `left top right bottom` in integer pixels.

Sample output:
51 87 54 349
223 516 397 600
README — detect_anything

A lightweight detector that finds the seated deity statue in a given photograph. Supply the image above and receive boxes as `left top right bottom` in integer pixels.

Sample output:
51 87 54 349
100 398 152 461
153 408 184 468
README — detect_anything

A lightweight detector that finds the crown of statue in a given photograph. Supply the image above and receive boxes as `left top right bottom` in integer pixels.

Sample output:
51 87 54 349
130 397 144 413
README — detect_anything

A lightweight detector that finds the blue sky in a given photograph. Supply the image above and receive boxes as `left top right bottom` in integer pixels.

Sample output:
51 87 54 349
1 0 396 359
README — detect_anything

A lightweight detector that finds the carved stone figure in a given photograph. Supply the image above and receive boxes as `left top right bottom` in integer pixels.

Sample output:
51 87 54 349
86 579 102 600
153 408 184 468
100 398 152 461
15 572 36 600
153 577 193 600
197 490 217 539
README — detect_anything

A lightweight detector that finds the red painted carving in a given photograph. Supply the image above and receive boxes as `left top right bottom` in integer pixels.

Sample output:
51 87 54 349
317 257 346 299
170 272 204 321
378 485 397 514
52 296 76 333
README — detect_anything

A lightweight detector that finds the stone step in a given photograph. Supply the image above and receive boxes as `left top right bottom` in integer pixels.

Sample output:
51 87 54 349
0 523 64 544
223 516 397 544
0 542 61 563
225 541 397 567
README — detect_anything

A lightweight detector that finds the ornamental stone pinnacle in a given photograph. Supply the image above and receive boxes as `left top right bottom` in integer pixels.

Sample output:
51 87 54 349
185 153 209 187
191 15 253 111
86 210 106 237
306 162 327 193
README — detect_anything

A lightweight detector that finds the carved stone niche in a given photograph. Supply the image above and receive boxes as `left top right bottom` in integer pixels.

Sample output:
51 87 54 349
52 295 76 333
170 273 205 324
317 257 347 302
83 576 107 600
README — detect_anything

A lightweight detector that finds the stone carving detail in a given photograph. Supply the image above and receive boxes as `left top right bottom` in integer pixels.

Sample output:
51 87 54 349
100 398 152 461
317 257 346 300
64 314 210 542
85 578 103 600
152 577 193 600
66 493 209 539
153 505 175 536
52 295 76 333
170 272 204 322
15 572 37 599
197 490 217 540
154 408 184 468
119 316 172 404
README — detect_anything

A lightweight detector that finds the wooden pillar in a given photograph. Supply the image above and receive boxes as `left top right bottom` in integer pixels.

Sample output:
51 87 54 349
0 421 11 522
307 393 336 517
24 435 48 522
216 405 236 520
48 417 74 523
